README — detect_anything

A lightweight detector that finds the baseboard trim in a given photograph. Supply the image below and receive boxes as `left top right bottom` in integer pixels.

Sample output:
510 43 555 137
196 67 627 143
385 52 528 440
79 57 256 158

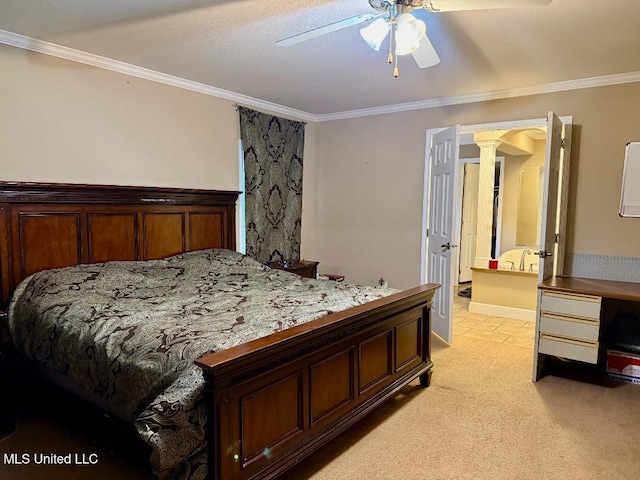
469 302 536 322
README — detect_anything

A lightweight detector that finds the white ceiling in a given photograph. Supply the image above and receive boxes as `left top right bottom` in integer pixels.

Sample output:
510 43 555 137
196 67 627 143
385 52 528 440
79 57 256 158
1 0 640 119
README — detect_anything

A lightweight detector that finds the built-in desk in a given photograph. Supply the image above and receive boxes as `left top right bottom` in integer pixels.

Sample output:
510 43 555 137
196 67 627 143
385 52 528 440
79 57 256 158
533 276 640 382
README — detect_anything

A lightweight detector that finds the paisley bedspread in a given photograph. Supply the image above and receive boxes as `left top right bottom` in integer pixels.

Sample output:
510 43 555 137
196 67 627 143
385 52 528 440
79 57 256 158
7 248 398 479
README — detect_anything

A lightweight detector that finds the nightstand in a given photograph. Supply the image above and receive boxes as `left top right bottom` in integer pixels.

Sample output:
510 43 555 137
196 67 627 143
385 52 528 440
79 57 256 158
0 308 17 438
267 260 319 279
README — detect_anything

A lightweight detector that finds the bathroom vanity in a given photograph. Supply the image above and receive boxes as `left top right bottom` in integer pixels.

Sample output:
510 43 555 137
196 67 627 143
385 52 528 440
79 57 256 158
470 267 538 321
533 276 640 382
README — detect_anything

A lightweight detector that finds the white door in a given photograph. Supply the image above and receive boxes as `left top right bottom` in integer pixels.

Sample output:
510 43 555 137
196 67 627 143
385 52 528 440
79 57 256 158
458 163 479 283
555 121 573 276
538 112 563 283
427 125 460 343
533 111 565 381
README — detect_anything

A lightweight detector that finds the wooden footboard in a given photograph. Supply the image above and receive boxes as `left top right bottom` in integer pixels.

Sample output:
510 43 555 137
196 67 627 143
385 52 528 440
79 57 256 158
0 182 439 479
195 283 439 480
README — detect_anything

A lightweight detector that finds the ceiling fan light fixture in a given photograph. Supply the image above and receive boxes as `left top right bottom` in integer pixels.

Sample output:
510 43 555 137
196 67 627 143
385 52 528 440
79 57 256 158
394 13 426 55
359 17 390 51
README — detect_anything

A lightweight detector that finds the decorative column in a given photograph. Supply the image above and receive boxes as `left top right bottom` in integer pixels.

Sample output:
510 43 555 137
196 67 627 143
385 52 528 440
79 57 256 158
473 138 501 268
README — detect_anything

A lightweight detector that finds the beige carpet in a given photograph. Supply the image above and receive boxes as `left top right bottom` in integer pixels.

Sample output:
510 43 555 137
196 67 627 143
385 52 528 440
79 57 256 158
2 334 640 480
281 335 640 480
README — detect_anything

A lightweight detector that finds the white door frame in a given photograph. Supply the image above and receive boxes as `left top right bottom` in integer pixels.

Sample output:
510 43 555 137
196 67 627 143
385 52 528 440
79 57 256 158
420 115 573 329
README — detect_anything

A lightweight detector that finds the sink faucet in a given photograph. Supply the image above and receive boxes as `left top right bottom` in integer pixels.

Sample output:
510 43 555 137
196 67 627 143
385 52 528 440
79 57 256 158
519 249 531 271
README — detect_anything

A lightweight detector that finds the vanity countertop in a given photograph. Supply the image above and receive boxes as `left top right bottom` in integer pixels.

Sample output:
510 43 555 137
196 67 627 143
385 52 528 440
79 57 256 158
471 267 538 277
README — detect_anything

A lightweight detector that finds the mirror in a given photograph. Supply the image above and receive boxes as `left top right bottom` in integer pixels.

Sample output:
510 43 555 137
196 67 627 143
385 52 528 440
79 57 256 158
516 166 543 245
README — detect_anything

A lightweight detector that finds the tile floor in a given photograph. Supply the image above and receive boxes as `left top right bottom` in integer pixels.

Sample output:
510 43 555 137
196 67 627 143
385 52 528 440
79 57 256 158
453 284 535 348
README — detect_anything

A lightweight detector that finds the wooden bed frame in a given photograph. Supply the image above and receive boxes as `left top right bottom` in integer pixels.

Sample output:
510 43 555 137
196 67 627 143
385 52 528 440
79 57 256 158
0 182 438 480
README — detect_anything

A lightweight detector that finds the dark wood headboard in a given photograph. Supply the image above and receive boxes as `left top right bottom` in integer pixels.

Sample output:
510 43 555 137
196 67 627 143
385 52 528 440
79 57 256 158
0 182 240 306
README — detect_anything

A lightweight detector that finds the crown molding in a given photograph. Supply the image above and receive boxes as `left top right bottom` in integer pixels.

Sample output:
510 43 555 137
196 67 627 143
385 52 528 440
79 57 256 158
2 29 640 124
0 29 318 123
318 72 640 122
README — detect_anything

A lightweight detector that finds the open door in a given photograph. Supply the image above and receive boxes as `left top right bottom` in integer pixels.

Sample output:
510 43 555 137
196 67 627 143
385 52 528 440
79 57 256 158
537 112 563 283
458 163 479 283
532 111 564 381
427 125 461 343
555 121 572 276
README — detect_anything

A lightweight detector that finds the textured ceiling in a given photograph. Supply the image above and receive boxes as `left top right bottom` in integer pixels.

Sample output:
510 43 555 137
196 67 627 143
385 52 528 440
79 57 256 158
1 0 640 117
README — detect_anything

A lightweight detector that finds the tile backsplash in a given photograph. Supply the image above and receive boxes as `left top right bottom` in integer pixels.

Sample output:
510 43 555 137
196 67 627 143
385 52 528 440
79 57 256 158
564 253 640 283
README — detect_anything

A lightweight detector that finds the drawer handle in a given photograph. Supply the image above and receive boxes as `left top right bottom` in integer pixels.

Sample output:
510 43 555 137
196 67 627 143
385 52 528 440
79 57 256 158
539 333 598 348
542 291 601 303
540 312 600 324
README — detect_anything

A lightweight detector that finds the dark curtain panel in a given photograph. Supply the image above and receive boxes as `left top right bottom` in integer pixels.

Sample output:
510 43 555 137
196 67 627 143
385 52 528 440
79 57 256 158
238 106 305 263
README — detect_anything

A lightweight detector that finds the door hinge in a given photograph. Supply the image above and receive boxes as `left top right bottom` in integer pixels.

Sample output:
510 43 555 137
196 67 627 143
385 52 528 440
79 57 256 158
561 138 566 149
555 233 559 243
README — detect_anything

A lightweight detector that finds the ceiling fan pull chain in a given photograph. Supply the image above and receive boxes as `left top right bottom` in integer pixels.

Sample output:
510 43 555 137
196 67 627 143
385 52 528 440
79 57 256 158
392 21 399 77
388 22 394 64
394 48 399 77
388 20 397 76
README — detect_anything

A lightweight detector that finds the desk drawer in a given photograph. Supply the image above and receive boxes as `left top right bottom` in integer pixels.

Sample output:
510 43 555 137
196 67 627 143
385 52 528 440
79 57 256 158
540 291 601 319
539 313 599 342
538 334 598 364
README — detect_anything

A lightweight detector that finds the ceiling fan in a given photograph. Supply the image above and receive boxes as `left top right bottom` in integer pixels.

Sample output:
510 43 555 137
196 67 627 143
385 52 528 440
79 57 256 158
277 0 552 77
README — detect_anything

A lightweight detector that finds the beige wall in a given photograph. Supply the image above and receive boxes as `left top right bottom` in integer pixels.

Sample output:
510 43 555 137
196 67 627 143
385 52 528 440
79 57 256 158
0 44 317 256
3 44 640 290
314 83 640 289
1 45 238 190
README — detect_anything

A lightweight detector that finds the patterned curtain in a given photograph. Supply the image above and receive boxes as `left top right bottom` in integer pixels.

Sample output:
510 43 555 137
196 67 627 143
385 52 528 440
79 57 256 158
238 106 305 263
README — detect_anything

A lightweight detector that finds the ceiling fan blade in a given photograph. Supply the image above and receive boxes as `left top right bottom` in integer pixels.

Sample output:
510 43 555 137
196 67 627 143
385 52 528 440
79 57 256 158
411 34 440 69
277 12 383 46
426 0 552 12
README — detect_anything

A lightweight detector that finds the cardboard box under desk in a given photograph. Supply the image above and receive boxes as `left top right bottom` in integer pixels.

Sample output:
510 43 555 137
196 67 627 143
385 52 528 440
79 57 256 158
606 349 640 384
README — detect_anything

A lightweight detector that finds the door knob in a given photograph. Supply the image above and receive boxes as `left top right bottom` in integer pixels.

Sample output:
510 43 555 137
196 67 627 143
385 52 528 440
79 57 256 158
537 250 552 258
441 242 458 251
